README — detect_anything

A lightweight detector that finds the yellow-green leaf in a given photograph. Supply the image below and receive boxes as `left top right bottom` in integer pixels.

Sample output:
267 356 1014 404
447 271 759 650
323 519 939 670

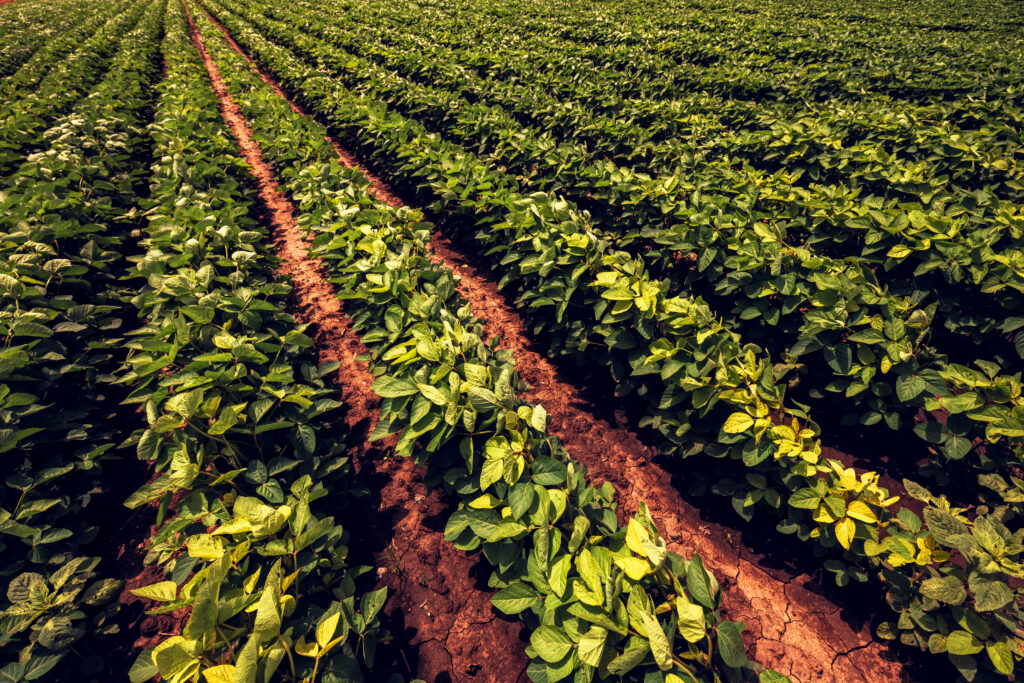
835 517 857 549
202 665 235 683
187 534 224 560
675 601 706 643
614 556 651 581
846 500 878 525
130 581 178 603
722 412 754 434
211 518 253 536
316 612 340 648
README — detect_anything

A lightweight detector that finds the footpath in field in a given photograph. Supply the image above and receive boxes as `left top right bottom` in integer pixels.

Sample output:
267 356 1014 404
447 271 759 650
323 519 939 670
185 7 530 680
194 5 909 681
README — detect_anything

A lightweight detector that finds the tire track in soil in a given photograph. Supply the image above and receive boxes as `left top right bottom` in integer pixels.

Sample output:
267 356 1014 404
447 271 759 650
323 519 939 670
186 6 529 682
193 6 910 682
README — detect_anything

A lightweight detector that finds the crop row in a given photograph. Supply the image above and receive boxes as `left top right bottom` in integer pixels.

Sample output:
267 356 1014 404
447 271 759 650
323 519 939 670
310 0 1024 126
0 0 98 79
102 2 393 681
306 0 1024 196
215 0 1024 485
309 0 1024 181
0 0 128 101
0 0 153 180
0 0 166 677
261 0 1024 369
193 1 1024 677
177 4 783 681
206 0 1024 509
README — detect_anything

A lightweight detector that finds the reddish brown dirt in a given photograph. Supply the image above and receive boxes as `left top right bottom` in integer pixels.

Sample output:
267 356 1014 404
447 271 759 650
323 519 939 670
188 7 909 681
187 7 528 681
0 0 20 6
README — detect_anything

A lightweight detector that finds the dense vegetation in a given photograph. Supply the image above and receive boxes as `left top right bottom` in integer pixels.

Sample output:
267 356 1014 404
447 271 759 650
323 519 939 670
0 0 1021 680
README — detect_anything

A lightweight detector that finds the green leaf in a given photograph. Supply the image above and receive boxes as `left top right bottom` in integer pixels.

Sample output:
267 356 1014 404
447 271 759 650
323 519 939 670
254 561 283 642
37 616 78 650
233 634 259 683
985 641 1014 675
23 654 61 681
686 554 714 609
152 637 199 678
137 429 160 460
606 647 647 676
576 548 603 595
7 573 45 603
80 578 123 606
530 625 573 663
641 613 673 671
946 630 983 656
823 344 853 374
208 408 238 436
360 587 388 625
128 650 157 683
532 457 567 485
9 321 51 338
372 376 419 398
716 620 747 668
722 412 754 434
919 576 966 605
968 574 1013 612
417 383 448 406
200 665 235 683
676 601 706 643
942 435 972 460
166 389 204 419
923 508 968 546
577 626 607 667
480 457 504 491
316 612 341 648
529 404 548 432
187 534 224 560
492 582 539 614
130 581 178 603
185 558 227 641
895 374 927 403
788 488 822 509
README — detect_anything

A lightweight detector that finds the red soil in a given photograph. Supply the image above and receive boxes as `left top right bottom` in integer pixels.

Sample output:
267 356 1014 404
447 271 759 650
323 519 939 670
187 6 528 681
0 0 19 6
190 5 910 681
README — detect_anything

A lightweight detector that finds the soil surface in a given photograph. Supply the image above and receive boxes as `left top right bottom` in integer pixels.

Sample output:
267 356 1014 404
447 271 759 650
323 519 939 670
189 7 529 681
191 5 915 681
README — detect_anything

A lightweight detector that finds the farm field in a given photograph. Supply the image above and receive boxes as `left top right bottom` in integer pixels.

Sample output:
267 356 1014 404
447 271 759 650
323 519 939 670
0 0 1022 680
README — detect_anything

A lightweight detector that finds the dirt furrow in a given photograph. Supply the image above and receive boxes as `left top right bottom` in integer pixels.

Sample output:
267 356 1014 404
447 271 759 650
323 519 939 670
186 7 528 682
192 7 910 682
